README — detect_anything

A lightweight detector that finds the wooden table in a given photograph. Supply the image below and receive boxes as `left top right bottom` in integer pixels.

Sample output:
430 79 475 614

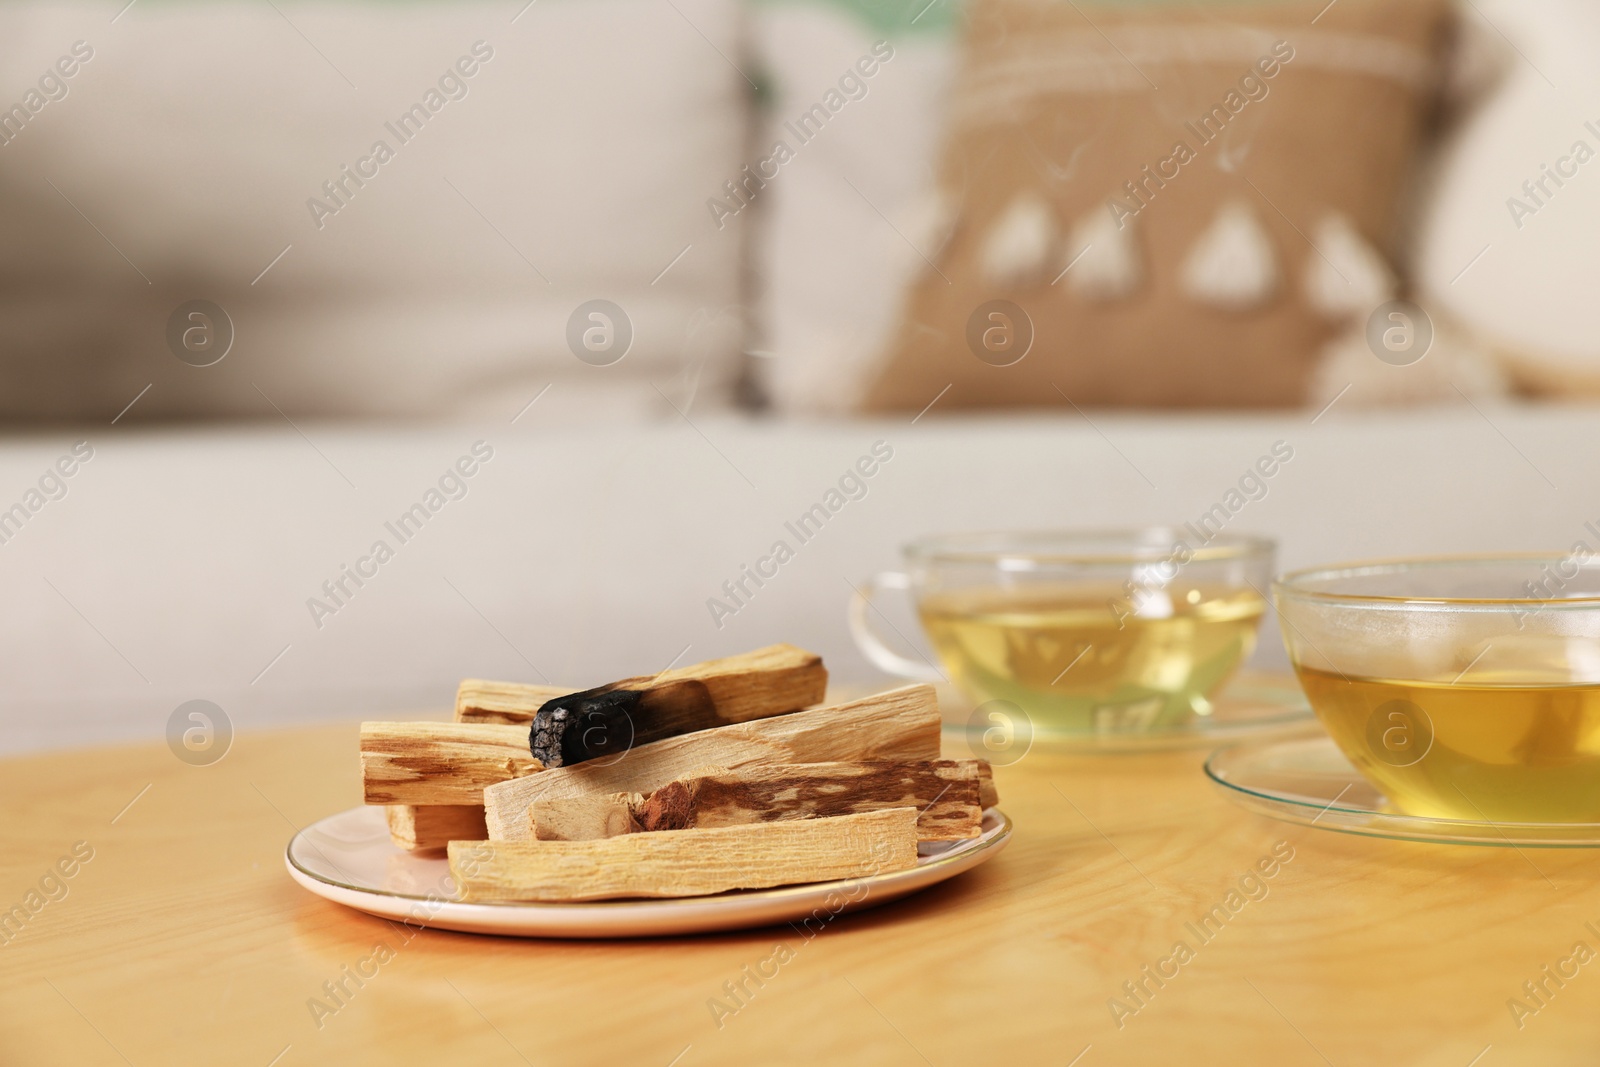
4 718 1598 1067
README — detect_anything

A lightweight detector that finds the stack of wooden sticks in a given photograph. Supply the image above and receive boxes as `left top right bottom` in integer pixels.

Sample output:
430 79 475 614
357 644 996 901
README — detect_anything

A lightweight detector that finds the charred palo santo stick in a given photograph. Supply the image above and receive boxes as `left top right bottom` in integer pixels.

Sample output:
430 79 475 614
450 807 919 902
527 644 827 768
360 722 542 806
531 760 986 842
484 684 940 841
456 681 575 725
385 804 487 852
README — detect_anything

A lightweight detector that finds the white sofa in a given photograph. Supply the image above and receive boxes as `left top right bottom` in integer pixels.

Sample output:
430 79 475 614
6 0 1597 755
2 403 1591 755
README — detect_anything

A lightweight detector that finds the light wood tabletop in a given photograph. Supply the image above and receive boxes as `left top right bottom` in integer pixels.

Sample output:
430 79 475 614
4 709 1599 1067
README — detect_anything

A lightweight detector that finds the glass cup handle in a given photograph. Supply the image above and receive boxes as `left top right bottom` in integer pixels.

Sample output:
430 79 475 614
848 571 945 683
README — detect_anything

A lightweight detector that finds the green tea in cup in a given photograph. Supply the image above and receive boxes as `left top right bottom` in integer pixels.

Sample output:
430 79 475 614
850 530 1274 736
1276 555 1600 822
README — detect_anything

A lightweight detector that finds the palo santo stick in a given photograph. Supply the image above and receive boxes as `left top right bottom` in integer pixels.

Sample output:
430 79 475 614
385 804 487 852
526 643 828 767
456 681 575 725
528 763 731 841
451 807 919 902
484 684 940 841
978 764 999 810
532 794 640 842
360 722 542 806
625 759 984 839
531 759 986 842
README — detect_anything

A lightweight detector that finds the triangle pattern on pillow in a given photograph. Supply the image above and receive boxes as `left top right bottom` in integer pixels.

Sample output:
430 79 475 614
1064 204 1142 301
1305 212 1397 319
1181 200 1280 310
980 192 1060 289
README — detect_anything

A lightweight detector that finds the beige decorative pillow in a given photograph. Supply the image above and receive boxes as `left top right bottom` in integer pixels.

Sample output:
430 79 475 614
861 0 1454 412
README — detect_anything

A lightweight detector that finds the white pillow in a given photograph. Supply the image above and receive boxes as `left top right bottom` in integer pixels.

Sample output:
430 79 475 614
745 0 960 412
1416 0 1600 393
0 1 746 421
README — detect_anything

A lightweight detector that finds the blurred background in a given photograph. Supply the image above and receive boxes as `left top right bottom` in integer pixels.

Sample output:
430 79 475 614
2 0 1597 754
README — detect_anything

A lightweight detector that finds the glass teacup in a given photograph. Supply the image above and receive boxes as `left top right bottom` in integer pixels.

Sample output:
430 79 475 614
1275 554 1600 822
849 529 1275 736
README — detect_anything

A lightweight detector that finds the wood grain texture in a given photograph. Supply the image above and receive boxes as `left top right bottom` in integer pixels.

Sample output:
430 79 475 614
456 645 825 733
11 686 1600 1065
384 804 487 852
451 807 919 902
359 722 541 805
483 684 941 841
977 763 999 809
615 643 827 724
532 793 641 840
454 681 574 725
529 760 984 842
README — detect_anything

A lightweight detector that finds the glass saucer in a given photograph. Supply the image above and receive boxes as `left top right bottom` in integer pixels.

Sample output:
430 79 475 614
1206 736 1600 847
942 676 1320 756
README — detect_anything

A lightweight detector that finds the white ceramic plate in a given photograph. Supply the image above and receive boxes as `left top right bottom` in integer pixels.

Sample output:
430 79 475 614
286 806 1012 938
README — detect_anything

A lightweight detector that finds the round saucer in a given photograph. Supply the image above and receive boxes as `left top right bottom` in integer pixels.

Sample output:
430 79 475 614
1206 736 1600 847
944 676 1319 756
